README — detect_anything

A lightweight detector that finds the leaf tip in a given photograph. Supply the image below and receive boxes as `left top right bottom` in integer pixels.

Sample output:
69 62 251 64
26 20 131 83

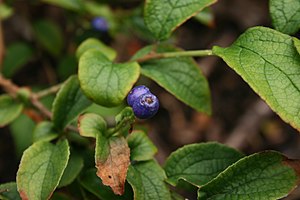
283 158 300 179
19 190 28 200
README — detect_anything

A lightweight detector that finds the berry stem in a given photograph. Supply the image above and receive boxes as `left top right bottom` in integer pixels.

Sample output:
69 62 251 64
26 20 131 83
105 116 135 137
134 49 213 63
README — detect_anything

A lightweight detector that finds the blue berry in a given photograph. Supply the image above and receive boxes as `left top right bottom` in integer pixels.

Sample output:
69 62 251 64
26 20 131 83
132 93 159 119
127 85 150 107
91 17 109 32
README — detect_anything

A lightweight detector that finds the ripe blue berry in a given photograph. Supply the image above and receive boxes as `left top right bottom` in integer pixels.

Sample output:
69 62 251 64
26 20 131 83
127 85 150 107
132 93 159 119
91 17 109 32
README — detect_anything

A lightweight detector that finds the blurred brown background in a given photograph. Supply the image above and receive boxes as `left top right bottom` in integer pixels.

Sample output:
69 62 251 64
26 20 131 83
0 0 300 199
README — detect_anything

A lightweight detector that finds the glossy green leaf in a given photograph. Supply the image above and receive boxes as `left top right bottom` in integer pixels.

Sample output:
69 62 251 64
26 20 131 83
3 42 33 78
33 20 63 56
78 113 107 138
42 0 84 11
52 75 91 130
198 151 300 200
144 0 217 40
127 160 171 200
269 0 300 34
9 114 34 158
0 182 21 200
164 142 244 187
78 168 130 200
133 45 211 114
78 49 140 107
32 121 58 142
17 139 70 200
213 27 300 131
293 37 300 55
76 38 116 61
0 3 13 20
126 165 145 200
0 95 23 127
127 130 157 161
58 151 84 188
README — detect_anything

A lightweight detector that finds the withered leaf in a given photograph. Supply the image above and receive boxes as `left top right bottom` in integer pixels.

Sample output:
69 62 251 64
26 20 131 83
95 136 130 195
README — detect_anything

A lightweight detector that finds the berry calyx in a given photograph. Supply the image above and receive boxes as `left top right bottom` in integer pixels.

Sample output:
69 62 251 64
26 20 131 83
127 85 150 107
132 93 159 119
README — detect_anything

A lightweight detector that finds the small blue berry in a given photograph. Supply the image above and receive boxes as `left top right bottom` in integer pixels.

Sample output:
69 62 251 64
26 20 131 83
132 93 159 119
91 17 109 32
127 85 150 107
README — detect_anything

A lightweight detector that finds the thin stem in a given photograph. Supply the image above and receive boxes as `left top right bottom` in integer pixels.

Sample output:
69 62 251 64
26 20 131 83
0 74 52 119
105 117 135 137
133 49 213 63
35 83 63 99
30 94 53 119
0 19 4 70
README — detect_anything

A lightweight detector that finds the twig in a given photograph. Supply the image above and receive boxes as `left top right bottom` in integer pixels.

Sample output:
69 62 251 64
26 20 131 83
0 74 19 96
0 19 4 70
35 83 62 99
225 99 272 149
0 74 52 119
30 94 52 119
133 49 213 63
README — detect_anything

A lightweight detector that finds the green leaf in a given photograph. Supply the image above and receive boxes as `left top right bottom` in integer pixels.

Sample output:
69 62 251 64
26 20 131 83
198 151 300 200
33 20 63 57
32 121 58 142
9 114 34 158
293 37 300 55
58 151 84 188
17 139 70 200
144 0 217 40
52 75 92 130
127 160 171 200
126 165 145 200
78 49 140 107
3 42 33 78
0 182 21 200
76 38 117 61
78 168 130 200
269 0 300 34
78 113 107 138
0 95 23 127
133 45 211 114
41 0 84 11
127 130 157 161
213 27 300 131
164 142 243 187
0 3 13 20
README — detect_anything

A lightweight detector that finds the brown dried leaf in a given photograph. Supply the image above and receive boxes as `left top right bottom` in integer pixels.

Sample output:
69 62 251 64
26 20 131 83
96 136 130 195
